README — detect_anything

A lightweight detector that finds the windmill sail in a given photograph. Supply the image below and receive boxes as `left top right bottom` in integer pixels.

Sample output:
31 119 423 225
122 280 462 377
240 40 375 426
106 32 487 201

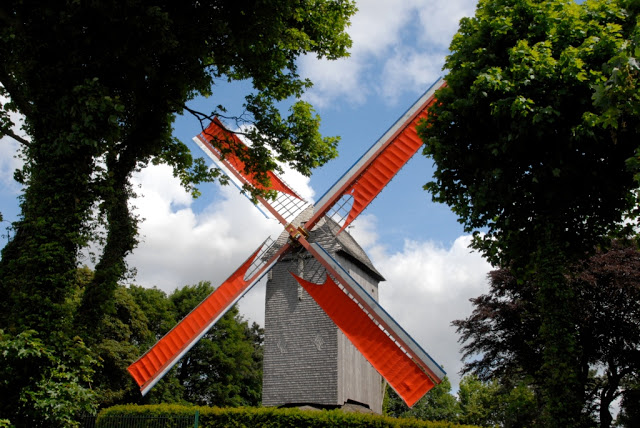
291 240 445 406
128 239 290 395
194 118 310 225
306 78 446 232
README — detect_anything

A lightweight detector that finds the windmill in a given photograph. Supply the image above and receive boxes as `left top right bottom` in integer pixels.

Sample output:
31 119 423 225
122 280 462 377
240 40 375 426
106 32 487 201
128 77 447 408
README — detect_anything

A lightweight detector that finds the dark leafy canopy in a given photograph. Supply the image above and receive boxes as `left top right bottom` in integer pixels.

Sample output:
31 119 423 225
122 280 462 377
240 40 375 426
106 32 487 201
87 280 264 409
0 0 354 336
0 2 354 426
169 282 263 407
384 377 460 422
454 241 640 427
383 374 538 427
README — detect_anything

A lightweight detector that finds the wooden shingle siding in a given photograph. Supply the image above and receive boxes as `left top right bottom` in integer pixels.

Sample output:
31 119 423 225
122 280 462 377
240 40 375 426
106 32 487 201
262 220 384 412
262 257 339 406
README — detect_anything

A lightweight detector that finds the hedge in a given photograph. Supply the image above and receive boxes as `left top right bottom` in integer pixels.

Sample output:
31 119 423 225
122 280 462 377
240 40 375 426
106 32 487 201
97 405 480 428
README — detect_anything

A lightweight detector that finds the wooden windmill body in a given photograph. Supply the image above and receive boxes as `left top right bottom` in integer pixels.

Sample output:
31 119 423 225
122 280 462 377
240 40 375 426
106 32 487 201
128 78 448 409
262 216 385 412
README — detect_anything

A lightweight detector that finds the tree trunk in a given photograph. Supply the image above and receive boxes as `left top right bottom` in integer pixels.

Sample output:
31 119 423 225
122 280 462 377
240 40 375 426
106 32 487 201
534 231 585 427
0 147 94 336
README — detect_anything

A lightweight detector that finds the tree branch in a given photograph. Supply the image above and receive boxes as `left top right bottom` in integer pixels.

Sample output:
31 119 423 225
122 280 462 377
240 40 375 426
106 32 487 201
181 104 252 136
0 69 34 118
1 128 30 147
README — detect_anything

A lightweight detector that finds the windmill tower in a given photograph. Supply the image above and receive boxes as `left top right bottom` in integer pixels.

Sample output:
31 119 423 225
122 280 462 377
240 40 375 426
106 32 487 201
128 78 448 409
262 216 385 412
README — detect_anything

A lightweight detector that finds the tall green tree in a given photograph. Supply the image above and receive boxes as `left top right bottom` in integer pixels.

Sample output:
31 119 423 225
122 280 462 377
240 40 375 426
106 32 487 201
72 280 265 409
168 282 263 407
0 3 354 425
0 330 98 428
457 374 537 427
0 0 354 336
421 0 639 425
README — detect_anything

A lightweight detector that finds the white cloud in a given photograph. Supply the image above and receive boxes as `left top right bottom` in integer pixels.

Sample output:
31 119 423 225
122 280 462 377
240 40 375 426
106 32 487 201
347 213 380 249
368 234 492 389
416 0 477 49
300 55 367 108
0 137 22 193
126 161 316 325
128 164 284 293
301 0 477 107
379 48 444 102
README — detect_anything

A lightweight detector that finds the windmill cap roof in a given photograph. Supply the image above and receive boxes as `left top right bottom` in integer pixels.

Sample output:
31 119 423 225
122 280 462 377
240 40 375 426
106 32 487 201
309 216 385 282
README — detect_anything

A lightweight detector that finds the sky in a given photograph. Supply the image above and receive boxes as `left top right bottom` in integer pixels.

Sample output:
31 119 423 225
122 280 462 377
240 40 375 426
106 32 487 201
0 0 490 392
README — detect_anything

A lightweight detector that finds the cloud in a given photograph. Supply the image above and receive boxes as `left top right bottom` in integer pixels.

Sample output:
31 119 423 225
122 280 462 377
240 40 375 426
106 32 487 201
300 0 477 107
128 164 285 292
416 0 477 49
367 234 492 389
379 48 444 102
0 137 22 194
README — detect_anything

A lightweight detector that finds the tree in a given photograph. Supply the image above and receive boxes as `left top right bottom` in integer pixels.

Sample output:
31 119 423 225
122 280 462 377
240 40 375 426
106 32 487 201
0 0 354 335
421 0 639 424
91 286 156 407
617 384 640 427
453 240 640 427
0 330 98 428
457 374 538 427
75 280 265 409
384 377 460 422
168 282 263 407
0 2 354 425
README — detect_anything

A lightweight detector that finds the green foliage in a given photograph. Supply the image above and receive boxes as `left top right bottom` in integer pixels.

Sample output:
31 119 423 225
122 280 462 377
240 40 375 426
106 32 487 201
421 0 640 425
383 375 537 427
457 375 537 427
98 404 481 428
0 330 99 428
0 2 355 425
166 282 263 407
422 0 639 268
454 240 640 426
617 384 640 426
83 281 263 409
0 0 355 337
384 378 460 423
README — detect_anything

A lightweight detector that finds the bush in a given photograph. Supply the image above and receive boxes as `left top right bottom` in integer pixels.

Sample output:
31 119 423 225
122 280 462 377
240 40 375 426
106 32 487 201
98 405 480 428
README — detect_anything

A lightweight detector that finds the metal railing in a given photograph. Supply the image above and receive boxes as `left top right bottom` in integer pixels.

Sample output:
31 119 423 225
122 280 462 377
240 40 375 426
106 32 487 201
79 411 199 428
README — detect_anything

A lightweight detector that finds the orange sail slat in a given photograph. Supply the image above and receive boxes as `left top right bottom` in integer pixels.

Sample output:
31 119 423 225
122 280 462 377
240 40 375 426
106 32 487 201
194 118 310 226
300 240 445 376
196 118 300 198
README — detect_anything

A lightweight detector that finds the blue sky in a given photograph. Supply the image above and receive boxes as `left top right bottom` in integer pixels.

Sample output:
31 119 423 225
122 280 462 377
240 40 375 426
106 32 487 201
0 0 490 389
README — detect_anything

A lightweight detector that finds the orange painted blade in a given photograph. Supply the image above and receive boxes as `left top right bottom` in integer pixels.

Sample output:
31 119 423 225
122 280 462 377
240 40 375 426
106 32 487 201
128 240 289 395
306 78 446 232
193 118 309 226
196 118 300 198
291 272 436 408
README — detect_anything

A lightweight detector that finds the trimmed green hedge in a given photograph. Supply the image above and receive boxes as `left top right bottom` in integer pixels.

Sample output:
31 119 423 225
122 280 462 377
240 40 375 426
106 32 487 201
98 405 480 428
